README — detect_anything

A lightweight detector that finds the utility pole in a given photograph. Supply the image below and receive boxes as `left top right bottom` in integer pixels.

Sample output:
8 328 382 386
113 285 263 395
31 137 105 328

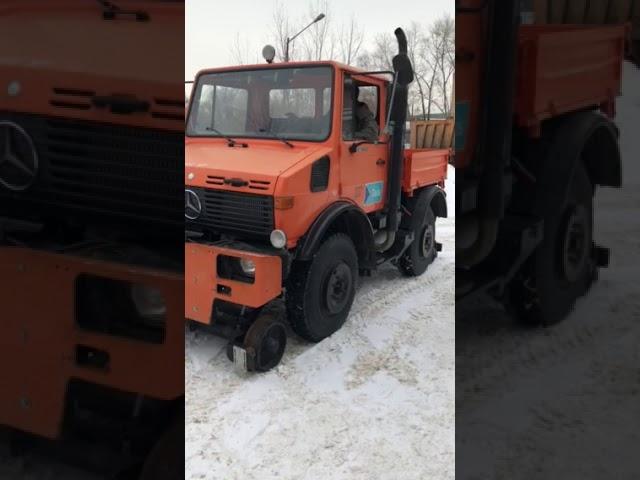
285 13 326 62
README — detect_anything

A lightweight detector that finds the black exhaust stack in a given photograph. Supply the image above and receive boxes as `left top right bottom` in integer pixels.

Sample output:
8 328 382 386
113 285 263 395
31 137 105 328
386 28 414 235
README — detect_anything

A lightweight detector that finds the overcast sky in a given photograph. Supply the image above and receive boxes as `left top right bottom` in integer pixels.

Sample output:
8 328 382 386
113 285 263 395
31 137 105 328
186 0 453 80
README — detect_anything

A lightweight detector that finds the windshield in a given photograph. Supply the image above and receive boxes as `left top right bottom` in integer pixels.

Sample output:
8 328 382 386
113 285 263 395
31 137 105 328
186 66 333 142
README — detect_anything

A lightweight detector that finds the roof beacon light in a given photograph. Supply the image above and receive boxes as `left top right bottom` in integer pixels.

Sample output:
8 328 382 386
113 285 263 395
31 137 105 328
262 45 276 64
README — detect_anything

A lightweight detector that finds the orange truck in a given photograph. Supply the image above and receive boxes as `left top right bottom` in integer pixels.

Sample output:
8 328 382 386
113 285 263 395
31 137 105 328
185 29 450 371
0 1 183 477
456 1 630 324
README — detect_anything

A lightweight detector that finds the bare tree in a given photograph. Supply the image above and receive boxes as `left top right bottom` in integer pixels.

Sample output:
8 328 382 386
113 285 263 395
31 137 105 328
229 33 253 65
258 3 454 120
418 34 438 120
415 15 454 119
405 22 428 120
271 1 295 61
354 50 372 69
430 15 455 117
339 16 364 65
363 26 433 120
367 33 394 71
301 0 333 60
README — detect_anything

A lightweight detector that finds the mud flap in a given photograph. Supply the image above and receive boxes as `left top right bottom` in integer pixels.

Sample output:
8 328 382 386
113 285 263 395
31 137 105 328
592 244 610 268
232 345 248 372
589 244 610 286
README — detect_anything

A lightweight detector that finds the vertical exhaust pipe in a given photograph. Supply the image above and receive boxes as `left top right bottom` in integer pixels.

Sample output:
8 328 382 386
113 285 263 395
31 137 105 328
377 28 414 251
457 1 520 267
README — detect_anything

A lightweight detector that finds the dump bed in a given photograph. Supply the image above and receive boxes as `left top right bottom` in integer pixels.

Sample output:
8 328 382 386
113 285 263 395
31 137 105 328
515 24 626 134
402 148 450 193
410 119 455 149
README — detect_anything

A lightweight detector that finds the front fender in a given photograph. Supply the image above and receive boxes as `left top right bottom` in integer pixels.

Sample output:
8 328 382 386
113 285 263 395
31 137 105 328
296 201 375 268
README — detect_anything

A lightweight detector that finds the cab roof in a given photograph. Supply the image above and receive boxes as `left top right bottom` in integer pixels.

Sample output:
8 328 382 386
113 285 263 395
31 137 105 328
195 60 392 83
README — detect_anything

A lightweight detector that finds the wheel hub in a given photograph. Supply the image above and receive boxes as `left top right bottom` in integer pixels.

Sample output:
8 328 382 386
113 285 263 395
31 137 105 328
420 224 435 258
561 205 589 282
324 262 353 314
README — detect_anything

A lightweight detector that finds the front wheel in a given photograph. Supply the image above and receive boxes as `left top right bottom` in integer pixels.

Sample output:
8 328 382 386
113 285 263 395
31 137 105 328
286 233 358 342
244 313 287 372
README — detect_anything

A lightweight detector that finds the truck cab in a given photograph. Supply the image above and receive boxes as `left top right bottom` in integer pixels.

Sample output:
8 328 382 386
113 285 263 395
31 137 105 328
185 30 450 371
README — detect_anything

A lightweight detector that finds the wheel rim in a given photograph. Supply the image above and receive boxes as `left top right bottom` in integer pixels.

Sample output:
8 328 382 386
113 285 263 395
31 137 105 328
420 223 435 258
561 205 589 282
323 262 353 314
256 323 286 370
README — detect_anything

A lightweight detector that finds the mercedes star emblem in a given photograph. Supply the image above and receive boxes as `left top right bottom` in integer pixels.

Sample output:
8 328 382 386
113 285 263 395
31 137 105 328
0 121 39 192
185 189 202 220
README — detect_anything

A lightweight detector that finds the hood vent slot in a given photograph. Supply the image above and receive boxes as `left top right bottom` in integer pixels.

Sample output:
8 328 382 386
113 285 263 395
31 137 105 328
206 176 225 185
248 180 271 191
50 90 183 123
205 177 272 190
50 87 95 111
151 97 184 121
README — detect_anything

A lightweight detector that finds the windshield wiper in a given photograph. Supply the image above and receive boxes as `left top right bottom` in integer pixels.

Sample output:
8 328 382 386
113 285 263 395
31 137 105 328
93 0 150 21
257 130 295 148
205 127 248 148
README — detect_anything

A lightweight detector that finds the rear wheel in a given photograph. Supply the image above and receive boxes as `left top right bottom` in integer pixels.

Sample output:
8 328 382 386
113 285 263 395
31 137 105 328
398 202 437 277
509 162 594 325
286 233 358 342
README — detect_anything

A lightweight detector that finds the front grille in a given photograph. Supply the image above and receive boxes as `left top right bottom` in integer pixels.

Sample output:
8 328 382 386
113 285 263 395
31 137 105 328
205 175 272 191
0 112 182 227
188 188 274 238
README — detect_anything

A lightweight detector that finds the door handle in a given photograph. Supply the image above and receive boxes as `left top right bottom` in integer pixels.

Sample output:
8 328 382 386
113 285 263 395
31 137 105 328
376 159 386 166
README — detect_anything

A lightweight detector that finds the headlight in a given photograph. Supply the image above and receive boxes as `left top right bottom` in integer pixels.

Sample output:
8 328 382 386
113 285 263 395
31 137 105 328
75 275 166 344
239 258 256 276
270 229 287 249
131 284 167 323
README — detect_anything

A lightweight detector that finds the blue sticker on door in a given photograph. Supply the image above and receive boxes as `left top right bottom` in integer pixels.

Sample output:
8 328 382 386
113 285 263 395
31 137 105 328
364 181 384 205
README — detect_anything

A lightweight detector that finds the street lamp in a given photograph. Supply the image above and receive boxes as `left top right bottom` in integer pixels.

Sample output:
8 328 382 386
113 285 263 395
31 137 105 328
285 13 326 62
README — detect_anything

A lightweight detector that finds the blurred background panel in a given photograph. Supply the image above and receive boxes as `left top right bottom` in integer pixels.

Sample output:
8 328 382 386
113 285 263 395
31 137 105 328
456 1 640 478
0 1 184 479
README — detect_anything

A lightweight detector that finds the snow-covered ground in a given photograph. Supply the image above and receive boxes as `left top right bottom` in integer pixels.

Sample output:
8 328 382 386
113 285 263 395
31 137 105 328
456 61 640 479
185 166 456 480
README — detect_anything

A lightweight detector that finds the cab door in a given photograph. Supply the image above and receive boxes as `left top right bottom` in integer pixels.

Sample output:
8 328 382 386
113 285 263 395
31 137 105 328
339 74 389 213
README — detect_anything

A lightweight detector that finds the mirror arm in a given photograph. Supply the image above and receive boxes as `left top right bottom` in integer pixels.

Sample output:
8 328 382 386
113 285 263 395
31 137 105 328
349 140 388 154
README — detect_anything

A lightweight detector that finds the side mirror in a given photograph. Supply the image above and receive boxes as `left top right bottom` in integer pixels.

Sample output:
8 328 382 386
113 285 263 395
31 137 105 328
349 139 387 154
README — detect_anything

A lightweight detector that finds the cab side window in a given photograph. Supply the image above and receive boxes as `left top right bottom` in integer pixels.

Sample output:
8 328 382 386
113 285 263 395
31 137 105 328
357 85 379 121
342 76 381 142
342 77 355 140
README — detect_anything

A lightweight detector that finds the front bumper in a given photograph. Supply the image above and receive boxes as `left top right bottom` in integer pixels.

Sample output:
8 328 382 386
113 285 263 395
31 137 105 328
0 247 183 440
185 242 283 325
